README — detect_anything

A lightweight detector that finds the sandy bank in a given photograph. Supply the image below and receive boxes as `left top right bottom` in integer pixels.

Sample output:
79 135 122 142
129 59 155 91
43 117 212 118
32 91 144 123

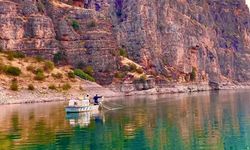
1 81 250 105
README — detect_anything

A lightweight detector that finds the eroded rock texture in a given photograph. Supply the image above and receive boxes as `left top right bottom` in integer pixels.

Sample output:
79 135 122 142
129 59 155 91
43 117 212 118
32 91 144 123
0 0 118 84
1 0 250 86
108 0 250 85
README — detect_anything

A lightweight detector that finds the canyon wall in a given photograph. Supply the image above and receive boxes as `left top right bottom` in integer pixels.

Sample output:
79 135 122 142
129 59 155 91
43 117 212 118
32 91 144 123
1 0 250 87
0 0 118 84
108 0 250 85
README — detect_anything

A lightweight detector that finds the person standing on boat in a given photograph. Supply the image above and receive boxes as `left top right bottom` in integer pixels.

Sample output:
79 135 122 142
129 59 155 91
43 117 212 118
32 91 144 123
93 94 102 105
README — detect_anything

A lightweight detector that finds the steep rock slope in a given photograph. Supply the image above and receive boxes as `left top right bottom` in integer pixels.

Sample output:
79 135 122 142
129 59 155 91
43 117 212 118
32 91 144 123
0 0 118 85
1 0 250 87
108 0 250 85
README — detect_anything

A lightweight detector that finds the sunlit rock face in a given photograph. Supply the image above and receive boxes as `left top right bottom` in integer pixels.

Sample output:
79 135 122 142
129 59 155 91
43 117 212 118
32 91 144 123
1 0 250 85
0 0 119 85
80 0 250 84
107 0 250 84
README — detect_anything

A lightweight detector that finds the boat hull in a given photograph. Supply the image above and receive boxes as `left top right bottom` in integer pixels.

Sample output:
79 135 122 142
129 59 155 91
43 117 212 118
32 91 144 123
65 105 100 113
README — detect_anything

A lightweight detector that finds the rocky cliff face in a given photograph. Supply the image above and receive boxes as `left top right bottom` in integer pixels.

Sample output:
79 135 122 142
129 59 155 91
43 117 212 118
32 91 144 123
1 0 250 86
0 0 118 85
108 0 250 85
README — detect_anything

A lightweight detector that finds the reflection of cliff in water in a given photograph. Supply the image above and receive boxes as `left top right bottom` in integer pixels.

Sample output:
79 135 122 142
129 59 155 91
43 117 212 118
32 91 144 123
0 90 250 149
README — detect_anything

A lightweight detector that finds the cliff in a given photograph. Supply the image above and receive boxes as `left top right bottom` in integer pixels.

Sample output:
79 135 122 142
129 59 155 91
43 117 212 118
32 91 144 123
0 0 118 85
109 0 250 86
1 0 250 89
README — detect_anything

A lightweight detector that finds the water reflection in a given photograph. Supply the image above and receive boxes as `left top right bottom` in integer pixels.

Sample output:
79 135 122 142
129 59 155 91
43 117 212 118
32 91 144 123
0 90 250 149
66 112 105 128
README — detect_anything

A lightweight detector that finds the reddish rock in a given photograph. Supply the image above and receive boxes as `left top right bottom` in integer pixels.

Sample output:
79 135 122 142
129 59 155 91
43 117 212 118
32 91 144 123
72 0 83 7
1 0 250 87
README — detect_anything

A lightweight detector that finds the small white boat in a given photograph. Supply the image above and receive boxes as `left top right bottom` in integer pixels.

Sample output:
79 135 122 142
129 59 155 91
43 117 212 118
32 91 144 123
65 98 102 113
65 105 100 113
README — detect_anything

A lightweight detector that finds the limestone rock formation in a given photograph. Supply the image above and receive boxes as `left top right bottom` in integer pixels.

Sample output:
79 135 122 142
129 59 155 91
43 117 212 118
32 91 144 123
0 0 118 85
1 0 250 87
108 0 250 86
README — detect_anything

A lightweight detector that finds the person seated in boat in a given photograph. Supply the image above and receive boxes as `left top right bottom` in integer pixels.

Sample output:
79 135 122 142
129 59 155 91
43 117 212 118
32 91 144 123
85 94 93 104
84 95 90 101
69 96 78 106
82 95 90 106
69 100 77 106
93 94 102 105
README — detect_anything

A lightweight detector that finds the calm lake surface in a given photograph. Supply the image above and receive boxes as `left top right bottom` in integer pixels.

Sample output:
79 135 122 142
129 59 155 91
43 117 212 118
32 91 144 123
1 90 250 150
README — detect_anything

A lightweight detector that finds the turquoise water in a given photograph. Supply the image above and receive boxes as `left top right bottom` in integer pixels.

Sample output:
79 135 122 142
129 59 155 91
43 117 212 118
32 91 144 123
1 90 250 150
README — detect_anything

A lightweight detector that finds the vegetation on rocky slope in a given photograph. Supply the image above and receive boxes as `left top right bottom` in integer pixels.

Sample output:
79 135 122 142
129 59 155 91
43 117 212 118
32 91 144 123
0 50 93 92
2 0 248 91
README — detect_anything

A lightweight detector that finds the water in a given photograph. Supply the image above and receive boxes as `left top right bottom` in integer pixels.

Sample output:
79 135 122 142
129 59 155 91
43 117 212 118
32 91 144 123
1 90 250 150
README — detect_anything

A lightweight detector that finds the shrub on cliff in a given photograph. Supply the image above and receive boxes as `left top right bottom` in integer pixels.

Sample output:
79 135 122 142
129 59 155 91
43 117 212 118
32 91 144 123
115 72 126 79
43 61 54 72
37 2 45 13
121 65 130 72
190 67 197 81
72 20 80 30
6 51 25 60
77 61 85 69
26 65 36 73
28 84 35 91
34 68 43 74
74 69 95 82
139 74 147 81
119 48 128 57
53 51 66 64
10 79 18 91
134 74 147 82
62 83 71 91
35 56 44 62
0 64 6 74
48 84 57 90
136 67 144 74
7 53 14 61
5 66 21 76
67 71 75 79
52 72 63 79
12 51 25 58
128 63 137 72
0 46 3 52
34 69 45 81
87 20 97 28
83 66 94 76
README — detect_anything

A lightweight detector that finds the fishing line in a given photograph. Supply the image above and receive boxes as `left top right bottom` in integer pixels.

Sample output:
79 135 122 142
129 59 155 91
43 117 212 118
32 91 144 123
100 102 124 110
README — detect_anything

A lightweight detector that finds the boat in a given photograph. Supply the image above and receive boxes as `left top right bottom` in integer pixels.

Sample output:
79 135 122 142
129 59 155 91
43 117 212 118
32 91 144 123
65 98 102 113
65 105 100 113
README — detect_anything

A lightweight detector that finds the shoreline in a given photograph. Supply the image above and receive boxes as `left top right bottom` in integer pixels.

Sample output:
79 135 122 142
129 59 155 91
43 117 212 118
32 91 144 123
1 82 250 105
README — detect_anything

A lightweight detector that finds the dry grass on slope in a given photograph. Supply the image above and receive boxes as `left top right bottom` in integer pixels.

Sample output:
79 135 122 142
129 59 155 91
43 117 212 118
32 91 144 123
0 51 85 93
113 56 149 83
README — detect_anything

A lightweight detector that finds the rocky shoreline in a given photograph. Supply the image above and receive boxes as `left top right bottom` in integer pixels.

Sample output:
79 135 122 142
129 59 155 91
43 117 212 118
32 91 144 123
1 82 250 105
